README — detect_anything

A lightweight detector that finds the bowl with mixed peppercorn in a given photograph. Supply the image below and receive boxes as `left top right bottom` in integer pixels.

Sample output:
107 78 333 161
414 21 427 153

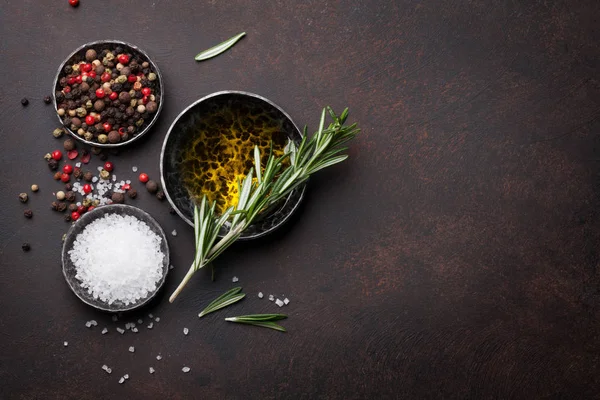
53 40 163 147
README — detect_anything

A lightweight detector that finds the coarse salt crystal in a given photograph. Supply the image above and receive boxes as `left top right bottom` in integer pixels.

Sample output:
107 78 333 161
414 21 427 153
102 327 108 334
183 328 189 335
275 299 284 307
75 162 81 168
106 368 112 374
182 367 190 373
132 166 138 172
147 322 153 329
63 341 68 347
148 313 153 319
124 374 129 380
169 264 174 270
258 292 264 298
90 320 97 326
268 295 274 301
132 327 139 333
283 298 290 305
68 214 165 306
112 175 117 182
137 319 143 324
156 355 162 360
97 166 103 172
85 321 92 328
232 276 239 282
126 180 131 184
129 346 135 353
149 367 155 374
155 317 160 322
118 377 125 384
171 230 177 237
117 328 125 334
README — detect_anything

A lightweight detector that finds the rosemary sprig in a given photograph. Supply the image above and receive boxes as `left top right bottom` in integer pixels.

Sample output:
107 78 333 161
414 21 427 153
169 107 359 302
225 314 288 332
195 32 246 61
198 287 245 318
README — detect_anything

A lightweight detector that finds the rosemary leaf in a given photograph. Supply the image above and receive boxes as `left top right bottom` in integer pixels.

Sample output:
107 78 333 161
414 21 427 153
225 314 288 332
195 32 246 61
198 287 244 318
225 320 286 332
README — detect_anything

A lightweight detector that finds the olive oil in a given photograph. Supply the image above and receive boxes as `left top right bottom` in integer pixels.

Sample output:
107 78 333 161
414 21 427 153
179 102 289 214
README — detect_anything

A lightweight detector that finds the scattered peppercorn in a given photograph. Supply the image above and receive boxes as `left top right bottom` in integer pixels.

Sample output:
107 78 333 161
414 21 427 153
51 150 63 161
64 214 72 222
68 204 78 212
65 191 76 202
21 98 29 106
19 193 28 203
139 173 149 183
156 190 165 201
44 96 52 104
83 171 93 182
48 159 59 171
127 189 137 199
111 192 125 204
73 168 83 179
145 180 158 193
53 128 65 138
71 211 80 221
60 173 70 183
51 201 59 211
57 202 67 212
68 0 79 7
31 184 39 192
53 171 63 180
24 209 33 219
56 191 66 200
168 206 176 214
63 138 75 151
64 183 73 191
100 170 110 180
21 243 31 252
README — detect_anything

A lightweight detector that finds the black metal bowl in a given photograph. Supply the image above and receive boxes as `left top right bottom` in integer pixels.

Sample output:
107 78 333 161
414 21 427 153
61 204 170 312
52 40 164 148
160 91 306 240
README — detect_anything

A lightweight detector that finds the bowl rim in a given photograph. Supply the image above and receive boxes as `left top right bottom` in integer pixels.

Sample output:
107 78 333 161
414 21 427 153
61 204 170 312
159 90 306 239
52 39 164 148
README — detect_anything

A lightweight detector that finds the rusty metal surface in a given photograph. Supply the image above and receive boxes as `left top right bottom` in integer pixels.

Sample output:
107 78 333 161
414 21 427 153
1 1 600 399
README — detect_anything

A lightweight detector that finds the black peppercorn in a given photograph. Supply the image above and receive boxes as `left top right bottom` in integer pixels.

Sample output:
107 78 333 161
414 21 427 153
64 214 72 222
59 77 68 87
107 108 116 117
48 159 59 171
21 243 31 252
74 168 83 179
24 209 33 218
83 171 93 182
57 202 67 212
65 183 73 191
51 201 59 211
44 96 52 104
168 206 176 214
115 46 124 54
99 153 108 161
69 204 78 212
118 104 127 112
111 192 125 204
89 93 97 101
66 191 76 202
64 92 73 100
64 65 73 74
72 88 81 98
64 138 76 151
21 98 29 106
107 118 116 126
56 92 65 102
111 83 123 92
156 190 165 201
128 189 137 199
91 146 102 155
145 180 158 194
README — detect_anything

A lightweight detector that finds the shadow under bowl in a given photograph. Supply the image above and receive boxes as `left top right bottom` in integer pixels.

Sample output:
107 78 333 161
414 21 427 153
160 90 306 240
61 204 170 312
52 39 164 148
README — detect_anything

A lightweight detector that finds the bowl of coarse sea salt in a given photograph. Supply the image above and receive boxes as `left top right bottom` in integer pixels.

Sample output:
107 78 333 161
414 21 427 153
62 204 170 312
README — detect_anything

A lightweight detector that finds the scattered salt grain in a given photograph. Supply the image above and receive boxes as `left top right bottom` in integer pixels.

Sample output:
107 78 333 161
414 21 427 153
112 315 118 322
124 374 129 380
183 328 189 335
149 367 155 374
102 365 111 374
275 299 284 307
106 368 112 374
258 292 264 298
171 229 177 237
137 319 143 324
68 214 165 305
147 322 154 329
232 276 239 282
182 367 190 373
132 327 139 333
63 341 68 347
112 175 117 182
85 321 92 328
155 317 160 322
156 355 162 360
97 166 103 172
118 377 125 384
129 346 135 353
268 295 274 301
102 328 108 335
75 162 81 168
117 328 125 334
126 180 131 184
283 298 290 305
148 313 153 319
169 264 174 270
92 176 98 183
90 320 98 326
132 166 138 172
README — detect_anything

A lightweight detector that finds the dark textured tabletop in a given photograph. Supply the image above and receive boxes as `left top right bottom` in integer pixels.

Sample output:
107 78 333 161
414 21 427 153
1 1 600 399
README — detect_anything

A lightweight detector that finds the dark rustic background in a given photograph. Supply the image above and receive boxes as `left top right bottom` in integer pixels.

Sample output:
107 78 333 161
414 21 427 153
1 1 600 399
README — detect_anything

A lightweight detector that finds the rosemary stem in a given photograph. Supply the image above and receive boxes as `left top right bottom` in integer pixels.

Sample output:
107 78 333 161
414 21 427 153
169 264 196 303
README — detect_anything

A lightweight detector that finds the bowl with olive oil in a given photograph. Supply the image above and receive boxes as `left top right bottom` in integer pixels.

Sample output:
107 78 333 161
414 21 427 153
160 91 305 239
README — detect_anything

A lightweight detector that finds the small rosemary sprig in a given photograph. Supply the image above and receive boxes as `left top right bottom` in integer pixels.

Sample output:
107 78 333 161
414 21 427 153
195 32 246 61
225 314 288 332
169 107 359 302
198 287 245 318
